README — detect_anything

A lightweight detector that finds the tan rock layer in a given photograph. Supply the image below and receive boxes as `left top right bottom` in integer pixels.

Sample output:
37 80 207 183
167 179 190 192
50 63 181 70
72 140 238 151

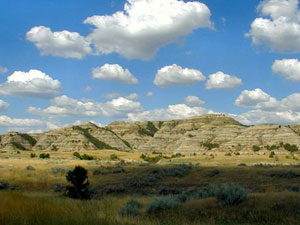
1 114 300 153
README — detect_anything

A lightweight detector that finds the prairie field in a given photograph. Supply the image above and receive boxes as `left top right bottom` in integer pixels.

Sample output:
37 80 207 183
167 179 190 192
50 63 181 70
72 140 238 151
0 149 300 225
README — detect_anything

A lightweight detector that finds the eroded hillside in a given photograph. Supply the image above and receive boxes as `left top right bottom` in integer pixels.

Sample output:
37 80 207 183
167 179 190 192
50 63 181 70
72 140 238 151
1 114 300 153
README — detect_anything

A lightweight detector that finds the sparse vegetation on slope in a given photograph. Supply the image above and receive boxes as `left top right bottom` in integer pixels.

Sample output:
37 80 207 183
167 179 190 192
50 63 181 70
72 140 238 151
73 126 114 150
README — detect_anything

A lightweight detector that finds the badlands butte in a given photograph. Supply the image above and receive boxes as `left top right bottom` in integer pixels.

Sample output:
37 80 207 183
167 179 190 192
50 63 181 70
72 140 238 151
2 114 300 154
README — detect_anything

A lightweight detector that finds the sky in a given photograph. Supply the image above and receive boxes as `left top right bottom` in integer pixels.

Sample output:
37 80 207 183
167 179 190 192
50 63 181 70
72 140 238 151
1 0 300 133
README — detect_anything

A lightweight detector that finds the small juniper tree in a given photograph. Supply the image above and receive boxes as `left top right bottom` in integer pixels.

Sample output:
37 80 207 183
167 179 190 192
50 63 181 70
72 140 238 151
66 166 91 199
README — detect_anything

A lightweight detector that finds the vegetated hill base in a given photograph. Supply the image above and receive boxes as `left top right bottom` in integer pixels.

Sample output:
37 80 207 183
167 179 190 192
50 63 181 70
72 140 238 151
1 150 300 225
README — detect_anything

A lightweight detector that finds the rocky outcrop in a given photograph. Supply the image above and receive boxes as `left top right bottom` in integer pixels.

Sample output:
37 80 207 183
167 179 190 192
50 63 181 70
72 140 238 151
1 114 300 153
0 132 37 150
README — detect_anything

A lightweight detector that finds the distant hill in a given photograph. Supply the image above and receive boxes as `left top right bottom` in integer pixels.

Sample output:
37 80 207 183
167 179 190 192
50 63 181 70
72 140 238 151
1 114 300 153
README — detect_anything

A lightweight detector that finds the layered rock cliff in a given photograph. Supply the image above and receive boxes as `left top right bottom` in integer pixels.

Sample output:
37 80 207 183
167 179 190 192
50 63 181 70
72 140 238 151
1 114 300 153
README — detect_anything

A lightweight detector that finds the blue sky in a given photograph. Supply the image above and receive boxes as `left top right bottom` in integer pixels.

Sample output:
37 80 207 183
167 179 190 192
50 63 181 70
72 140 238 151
1 0 300 133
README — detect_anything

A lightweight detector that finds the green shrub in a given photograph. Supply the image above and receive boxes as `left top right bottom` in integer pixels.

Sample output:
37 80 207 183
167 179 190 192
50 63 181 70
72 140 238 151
201 142 219 150
73 152 81 158
252 145 260 152
73 152 94 160
30 153 36 158
146 197 180 214
65 166 91 200
110 154 119 161
39 153 50 159
269 151 275 158
284 143 299 152
80 154 94 160
113 166 125 174
216 184 247 206
140 154 162 163
191 185 219 200
119 200 143 217
265 145 279 150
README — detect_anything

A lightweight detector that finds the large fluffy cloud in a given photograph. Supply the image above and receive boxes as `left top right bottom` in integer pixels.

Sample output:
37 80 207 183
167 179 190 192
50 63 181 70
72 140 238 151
232 110 300 125
26 26 91 59
0 69 62 98
234 88 300 124
84 0 212 59
154 64 205 88
272 58 300 81
246 0 300 53
0 115 61 133
234 88 277 108
205 71 242 90
28 95 143 118
127 104 214 121
0 99 9 111
92 64 138 84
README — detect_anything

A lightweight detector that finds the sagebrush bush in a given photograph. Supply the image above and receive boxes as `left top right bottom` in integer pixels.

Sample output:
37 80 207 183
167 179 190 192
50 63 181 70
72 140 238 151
113 166 125 174
217 184 247 206
193 185 219 200
119 200 143 217
39 153 50 159
146 197 180 214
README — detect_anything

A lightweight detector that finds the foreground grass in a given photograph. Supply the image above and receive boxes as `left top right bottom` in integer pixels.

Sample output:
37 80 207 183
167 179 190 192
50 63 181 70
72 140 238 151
0 191 300 225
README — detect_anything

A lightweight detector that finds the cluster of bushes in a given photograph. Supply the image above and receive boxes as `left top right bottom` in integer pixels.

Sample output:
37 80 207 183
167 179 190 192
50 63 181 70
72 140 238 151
119 183 248 217
39 153 50 159
140 153 185 163
140 154 162 163
73 152 95 160
265 145 280 150
200 142 220 150
283 143 299 152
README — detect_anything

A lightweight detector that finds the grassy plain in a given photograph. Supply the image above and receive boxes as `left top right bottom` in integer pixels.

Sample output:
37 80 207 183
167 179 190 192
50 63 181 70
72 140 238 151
0 149 300 225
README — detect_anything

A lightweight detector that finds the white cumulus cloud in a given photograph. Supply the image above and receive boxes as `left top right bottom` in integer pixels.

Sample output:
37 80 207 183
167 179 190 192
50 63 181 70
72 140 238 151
28 95 143 119
272 58 300 81
246 0 300 53
184 96 205 107
26 26 91 59
0 69 62 98
92 64 138 84
205 71 242 90
235 88 276 108
127 104 213 121
154 64 205 88
84 0 212 59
